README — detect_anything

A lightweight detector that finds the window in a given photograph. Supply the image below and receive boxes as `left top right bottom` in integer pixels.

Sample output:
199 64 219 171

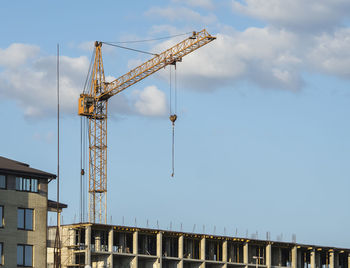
0 175 5 189
17 245 32 267
0 242 3 265
17 208 33 230
16 177 38 192
0 206 3 228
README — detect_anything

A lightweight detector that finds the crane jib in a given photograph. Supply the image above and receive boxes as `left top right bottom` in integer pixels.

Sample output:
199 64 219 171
99 31 215 101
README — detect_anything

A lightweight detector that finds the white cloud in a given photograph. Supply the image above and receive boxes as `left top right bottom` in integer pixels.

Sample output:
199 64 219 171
232 0 350 31
307 28 350 77
154 27 304 91
0 43 169 119
149 22 350 91
172 0 214 10
0 43 40 68
145 6 217 25
78 41 95 52
132 86 167 117
0 50 88 118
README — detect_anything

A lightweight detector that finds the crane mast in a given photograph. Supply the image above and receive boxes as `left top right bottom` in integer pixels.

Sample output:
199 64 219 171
79 29 216 224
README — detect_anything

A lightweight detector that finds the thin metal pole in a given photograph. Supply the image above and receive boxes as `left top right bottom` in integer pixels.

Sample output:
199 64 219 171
57 43 60 226
80 117 82 222
54 43 61 268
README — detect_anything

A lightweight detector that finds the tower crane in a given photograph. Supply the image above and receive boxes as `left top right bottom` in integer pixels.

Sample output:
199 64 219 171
78 29 216 223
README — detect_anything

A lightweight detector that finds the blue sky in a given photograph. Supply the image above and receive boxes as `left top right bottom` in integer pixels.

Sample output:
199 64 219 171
1 0 350 248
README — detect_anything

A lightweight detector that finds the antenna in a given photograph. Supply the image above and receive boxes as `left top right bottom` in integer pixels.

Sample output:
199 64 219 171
53 43 61 268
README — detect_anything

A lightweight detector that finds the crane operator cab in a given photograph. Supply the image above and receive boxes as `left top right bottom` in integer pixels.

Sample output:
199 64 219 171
78 94 94 116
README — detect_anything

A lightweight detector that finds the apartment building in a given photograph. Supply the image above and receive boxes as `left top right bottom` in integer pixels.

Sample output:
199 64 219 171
0 156 57 267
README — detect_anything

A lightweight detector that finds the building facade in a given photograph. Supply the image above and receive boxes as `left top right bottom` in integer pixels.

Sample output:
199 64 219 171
48 223 350 268
0 156 56 267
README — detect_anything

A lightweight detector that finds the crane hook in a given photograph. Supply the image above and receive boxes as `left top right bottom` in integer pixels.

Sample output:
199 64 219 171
169 114 177 125
169 114 177 177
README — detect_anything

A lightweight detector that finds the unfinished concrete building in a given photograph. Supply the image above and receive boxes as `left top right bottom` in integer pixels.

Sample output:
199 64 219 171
47 223 350 268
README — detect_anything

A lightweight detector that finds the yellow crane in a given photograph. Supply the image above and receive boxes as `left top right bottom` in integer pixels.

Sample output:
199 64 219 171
78 29 216 223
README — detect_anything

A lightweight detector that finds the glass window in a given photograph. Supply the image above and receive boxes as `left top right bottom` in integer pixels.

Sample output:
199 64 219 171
16 177 38 193
18 208 24 229
17 208 33 230
17 245 24 266
17 244 33 267
24 245 33 266
0 242 3 265
0 206 3 228
0 175 5 189
31 179 37 192
24 178 30 191
16 177 21 190
25 209 33 230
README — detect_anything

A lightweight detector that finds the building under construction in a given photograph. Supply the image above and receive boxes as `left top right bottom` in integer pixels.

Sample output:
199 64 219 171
47 223 350 268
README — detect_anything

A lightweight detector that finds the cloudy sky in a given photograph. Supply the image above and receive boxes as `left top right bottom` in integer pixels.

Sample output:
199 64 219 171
1 0 350 247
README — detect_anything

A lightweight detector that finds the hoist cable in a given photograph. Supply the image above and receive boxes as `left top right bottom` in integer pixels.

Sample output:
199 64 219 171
175 66 177 114
172 123 175 178
104 32 192 44
102 42 158 56
169 65 172 114
169 64 177 178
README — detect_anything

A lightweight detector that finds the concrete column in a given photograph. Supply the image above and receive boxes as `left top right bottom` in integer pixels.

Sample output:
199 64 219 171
311 249 316 268
201 237 206 260
157 232 163 268
347 254 350 268
223 240 228 262
179 235 184 258
108 228 114 252
131 256 138 268
133 231 138 254
85 225 91 266
69 228 75 246
223 240 228 268
178 235 184 268
95 231 101 252
107 228 113 267
330 252 335 268
292 246 298 268
266 244 272 268
132 230 139 268
244 242 249 266
330 251 338 268
200 237 206 268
